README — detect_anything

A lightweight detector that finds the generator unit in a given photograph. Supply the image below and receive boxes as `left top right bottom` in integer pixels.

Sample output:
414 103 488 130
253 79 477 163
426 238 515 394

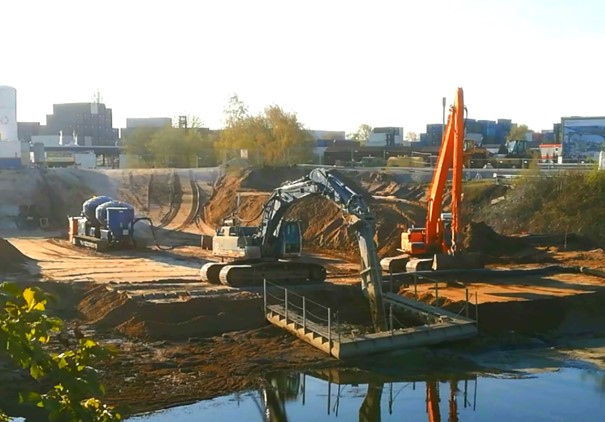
68 196 136 251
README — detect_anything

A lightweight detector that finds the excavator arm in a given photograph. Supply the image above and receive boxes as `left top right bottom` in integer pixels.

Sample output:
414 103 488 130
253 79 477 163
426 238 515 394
425 87 465 252
401 88 465 256
257 168 387 331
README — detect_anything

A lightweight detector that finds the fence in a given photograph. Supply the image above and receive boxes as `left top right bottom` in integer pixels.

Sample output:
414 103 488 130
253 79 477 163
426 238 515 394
263 280 340 347
263 277 477 346
387 272 479 326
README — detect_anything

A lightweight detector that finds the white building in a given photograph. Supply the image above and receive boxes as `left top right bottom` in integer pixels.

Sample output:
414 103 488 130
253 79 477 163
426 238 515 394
0 86 17 141
0 86 23 167
366 127 404 147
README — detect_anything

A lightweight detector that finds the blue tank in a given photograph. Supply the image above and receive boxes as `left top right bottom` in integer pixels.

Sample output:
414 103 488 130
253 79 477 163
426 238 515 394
82 196 113 226
95 200 135 228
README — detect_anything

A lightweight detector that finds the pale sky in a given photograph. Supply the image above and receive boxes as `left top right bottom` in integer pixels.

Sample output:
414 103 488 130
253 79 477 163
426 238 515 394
4 0 605 135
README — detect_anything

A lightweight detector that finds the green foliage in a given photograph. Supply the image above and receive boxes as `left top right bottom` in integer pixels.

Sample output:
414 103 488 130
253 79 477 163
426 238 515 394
0 283 120 421
348 124 372 145
149 127 216 168
217 97 313 166
507 123 530 141
223 94 249 127
477 171 605 241
122 124 216 168
122 127 158 165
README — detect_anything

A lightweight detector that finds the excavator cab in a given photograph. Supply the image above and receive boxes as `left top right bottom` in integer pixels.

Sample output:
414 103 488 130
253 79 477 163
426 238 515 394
401 228 428 255
402 212 452 256
280 220 302 257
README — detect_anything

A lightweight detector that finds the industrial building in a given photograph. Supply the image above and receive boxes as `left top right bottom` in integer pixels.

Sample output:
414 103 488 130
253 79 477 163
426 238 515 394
42 102 119 146
366 127 405 147
420 119 513 146
0 86 27 168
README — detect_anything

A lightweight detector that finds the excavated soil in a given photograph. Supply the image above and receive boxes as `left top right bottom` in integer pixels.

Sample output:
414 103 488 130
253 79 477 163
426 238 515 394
203 167 426 260
77 281 377 342
0 237 33 273
463 221 528 256
78 285 265 340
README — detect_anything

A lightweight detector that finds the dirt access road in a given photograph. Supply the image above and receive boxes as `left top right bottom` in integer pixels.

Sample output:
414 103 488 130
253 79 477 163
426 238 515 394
6 232 204 283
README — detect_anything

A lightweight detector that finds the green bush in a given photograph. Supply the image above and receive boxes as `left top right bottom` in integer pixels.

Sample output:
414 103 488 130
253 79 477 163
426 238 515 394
478 170 605 242
0 283 120 421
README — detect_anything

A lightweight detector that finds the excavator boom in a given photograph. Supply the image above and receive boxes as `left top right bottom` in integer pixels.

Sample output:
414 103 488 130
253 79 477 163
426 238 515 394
408 87 465 255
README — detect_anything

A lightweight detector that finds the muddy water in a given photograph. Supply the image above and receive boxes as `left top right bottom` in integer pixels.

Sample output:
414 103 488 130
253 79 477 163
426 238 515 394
128 367 605 421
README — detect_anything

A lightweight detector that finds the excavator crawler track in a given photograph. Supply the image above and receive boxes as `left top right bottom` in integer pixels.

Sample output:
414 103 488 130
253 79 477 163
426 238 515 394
200 262 228 284
380 254 410 273
218 261 326 287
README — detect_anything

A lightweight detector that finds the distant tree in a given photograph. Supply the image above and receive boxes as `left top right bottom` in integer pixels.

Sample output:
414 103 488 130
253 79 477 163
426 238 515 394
150 126 215 168
348 124 372 145
507 124 530 141
122 127 160 166
217 97 313 166
405 131 419 142
223 94 249 127
121 116 216 168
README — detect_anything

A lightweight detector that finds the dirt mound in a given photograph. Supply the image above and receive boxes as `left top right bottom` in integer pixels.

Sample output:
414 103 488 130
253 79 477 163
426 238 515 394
463 221 527 256
0 238 33 272
203 168 265 227
78 285 265 340
359 171 423 198
287 196 422 259
202 167 426 260
238 166 308 191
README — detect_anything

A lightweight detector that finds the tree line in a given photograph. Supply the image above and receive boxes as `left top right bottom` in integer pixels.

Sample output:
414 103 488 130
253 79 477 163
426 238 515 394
121 95 314 168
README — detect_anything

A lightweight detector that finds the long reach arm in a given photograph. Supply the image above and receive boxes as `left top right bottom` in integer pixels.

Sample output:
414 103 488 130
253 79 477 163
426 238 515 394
258 168 387 331
425 87 465 253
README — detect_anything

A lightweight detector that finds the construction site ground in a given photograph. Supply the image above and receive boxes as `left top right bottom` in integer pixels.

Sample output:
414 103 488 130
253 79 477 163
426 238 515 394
0 166 604 417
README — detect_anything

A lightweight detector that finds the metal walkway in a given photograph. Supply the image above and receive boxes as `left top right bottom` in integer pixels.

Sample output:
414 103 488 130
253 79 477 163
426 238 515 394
264 281 478 359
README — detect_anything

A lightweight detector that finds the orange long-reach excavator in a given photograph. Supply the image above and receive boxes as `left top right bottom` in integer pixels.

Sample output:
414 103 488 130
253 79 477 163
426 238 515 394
381 88 483 273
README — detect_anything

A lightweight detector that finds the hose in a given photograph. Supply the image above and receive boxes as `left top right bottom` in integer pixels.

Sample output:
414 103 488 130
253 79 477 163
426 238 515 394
131 217 176 251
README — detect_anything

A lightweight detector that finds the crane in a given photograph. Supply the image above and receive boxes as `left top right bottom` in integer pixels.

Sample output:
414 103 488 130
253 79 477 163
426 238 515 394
201 167 387 330
381 88 482 272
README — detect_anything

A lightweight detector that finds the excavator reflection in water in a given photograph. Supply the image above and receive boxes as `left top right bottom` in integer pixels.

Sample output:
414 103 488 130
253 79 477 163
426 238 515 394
255 371 477 422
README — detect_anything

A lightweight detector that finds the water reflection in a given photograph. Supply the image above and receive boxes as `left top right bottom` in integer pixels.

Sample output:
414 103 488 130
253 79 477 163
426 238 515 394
257 370 478 422
258 373 301 422
129 366 605 421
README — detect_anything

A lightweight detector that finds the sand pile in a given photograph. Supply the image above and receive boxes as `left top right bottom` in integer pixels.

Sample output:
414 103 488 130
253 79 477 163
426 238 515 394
201 167 426 260
0 238 32 273
463 221 528 256
204 166 309 227
238 166 308 191
78 285 264 340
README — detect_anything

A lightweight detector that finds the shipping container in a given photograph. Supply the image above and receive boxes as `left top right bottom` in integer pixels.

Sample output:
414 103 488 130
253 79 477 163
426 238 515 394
0 157 22 169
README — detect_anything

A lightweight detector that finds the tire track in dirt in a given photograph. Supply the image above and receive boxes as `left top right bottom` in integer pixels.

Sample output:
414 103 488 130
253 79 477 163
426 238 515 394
157 171 181 229
170 170 199 231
